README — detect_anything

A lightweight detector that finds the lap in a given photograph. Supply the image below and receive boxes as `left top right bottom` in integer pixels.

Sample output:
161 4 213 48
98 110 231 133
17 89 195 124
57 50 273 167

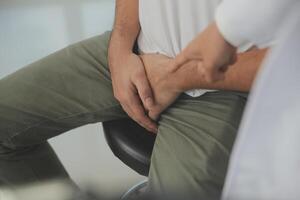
148 91 247 199
0 29 246 197
0 31 126 148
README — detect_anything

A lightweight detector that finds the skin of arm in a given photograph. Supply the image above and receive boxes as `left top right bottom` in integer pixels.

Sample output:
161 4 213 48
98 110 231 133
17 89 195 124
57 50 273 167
108 0 139 59
108 0 157 133
173 48 268 92
140 48 267 120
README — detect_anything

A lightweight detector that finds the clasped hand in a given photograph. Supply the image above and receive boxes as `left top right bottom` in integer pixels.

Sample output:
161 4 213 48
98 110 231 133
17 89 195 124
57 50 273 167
111 22 237 134
110 53 181 134
140 54 182 122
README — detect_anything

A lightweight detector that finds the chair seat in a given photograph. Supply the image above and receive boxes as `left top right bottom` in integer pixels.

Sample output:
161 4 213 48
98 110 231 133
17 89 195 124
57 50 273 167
103 118 156 176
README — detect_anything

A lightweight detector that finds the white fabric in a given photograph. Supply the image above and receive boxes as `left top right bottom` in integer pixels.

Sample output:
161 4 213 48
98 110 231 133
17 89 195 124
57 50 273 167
222 7 300 200
138 0 221 97
216 0 298 48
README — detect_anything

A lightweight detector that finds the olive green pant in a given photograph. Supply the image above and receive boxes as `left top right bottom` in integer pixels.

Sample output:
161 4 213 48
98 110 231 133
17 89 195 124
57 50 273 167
0 31 246 199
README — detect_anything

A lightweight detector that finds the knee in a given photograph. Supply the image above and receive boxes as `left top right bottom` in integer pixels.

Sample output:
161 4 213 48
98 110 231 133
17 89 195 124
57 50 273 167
0 139 17 158
0 128 35 158
0 139 41 160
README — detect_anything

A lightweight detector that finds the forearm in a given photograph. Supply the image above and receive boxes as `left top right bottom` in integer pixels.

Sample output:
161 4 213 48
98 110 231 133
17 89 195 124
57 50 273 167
173 48 268 92
108 0 140 71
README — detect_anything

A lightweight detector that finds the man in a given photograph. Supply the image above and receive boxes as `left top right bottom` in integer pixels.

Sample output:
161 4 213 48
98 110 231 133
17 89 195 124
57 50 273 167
0 0 266 199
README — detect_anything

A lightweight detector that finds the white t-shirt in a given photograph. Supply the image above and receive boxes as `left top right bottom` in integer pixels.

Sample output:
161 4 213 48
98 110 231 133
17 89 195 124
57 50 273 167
138 0 221 97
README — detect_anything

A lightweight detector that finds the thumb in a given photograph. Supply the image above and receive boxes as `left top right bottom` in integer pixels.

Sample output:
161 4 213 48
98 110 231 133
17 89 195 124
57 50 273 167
135 76 154 111
148 109 160 121
203 66 225 83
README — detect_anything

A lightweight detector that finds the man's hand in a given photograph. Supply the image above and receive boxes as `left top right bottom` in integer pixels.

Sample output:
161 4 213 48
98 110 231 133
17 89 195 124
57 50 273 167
140 54 182 121
174 22 237 82
109 53 158 133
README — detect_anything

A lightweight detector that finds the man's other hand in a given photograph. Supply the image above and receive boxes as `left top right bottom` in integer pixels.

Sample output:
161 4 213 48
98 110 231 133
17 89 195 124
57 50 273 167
140 54 181 121
174 22 237 82
110 53 158 133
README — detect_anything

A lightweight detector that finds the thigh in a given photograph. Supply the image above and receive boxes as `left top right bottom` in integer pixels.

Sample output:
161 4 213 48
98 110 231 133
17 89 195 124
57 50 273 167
148 91 247 200
0 31 127 148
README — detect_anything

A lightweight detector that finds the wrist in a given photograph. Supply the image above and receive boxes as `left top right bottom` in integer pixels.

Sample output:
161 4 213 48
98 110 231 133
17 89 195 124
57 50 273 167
108 38 136 67
108 50 134 69
108 47 133 61
164 72 185 93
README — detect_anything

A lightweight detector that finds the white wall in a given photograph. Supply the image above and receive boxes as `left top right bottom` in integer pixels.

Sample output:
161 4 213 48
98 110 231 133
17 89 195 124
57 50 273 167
0 0 143 197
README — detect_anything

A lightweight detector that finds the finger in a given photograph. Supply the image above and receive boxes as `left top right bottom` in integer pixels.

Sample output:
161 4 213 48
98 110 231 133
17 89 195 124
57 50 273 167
219 53 236 73
127 95 158 133
203 66 225 83
135 75 154 111
120 103 134 119
123 93 157 133
219 63 230 73
229 53 238 65
148 109 160 121
131 101 158 132
122 102 157 133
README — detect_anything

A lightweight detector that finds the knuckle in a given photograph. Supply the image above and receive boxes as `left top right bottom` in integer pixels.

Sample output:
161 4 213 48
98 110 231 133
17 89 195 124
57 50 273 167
141 89 151 98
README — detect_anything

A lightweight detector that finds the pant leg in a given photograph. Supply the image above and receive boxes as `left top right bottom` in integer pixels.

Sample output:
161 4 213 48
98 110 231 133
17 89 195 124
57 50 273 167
0 31 127 187
148 91 247 200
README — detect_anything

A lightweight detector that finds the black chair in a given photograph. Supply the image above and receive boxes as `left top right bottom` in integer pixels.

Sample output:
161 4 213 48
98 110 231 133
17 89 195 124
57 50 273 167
102 118 156 198
103 118 156 176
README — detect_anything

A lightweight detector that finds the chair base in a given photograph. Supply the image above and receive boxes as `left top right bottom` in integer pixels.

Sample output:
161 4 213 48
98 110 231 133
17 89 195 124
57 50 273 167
121 180 148 200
